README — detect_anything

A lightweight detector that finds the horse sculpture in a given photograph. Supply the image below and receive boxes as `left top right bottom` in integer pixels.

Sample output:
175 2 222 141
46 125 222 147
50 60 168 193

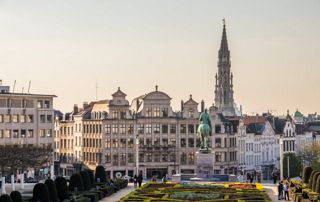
197 109 212 152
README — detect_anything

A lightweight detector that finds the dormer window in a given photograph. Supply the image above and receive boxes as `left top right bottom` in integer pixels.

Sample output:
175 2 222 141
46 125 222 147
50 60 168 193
153 108 160 117
162 108 168 117
112 111 118 119
145 108 152 117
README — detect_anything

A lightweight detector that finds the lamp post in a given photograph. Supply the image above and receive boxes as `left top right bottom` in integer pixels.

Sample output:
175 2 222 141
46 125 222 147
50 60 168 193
287 156 290 178
279 135 283 180
135 133 139 175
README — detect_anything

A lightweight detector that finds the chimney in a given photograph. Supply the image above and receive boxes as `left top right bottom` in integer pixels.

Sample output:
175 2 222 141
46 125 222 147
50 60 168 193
201 100 205 112
181 100 184 112
83 102 89 109
73 104 79 114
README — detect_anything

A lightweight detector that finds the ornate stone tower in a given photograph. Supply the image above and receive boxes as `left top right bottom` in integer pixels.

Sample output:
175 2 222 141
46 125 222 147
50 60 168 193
214 20 236 116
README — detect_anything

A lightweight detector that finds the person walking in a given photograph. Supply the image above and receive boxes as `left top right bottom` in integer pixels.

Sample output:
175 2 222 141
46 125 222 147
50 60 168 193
133 175 138 188
138 171 143 187
278 181 284 200
272 171 278 184
284 183 290 201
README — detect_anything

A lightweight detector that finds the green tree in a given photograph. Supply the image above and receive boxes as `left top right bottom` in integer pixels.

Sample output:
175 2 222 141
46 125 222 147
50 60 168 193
283 153 302 179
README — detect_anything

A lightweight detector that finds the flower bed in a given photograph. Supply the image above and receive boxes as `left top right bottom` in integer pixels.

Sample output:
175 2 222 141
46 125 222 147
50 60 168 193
119 182 272 202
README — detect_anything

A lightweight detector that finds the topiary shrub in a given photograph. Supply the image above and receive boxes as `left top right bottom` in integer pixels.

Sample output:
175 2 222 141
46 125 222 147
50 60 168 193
80 170 91 191
87 170 95 188
32 183 50 202
95 165 106 183
10 191 23 202
308 170 317 189
312 172 320 192
302 166 313 184
55 176 69 201
0 194 12 202
69 173 84 192
45 179 59 202
315 174 320 194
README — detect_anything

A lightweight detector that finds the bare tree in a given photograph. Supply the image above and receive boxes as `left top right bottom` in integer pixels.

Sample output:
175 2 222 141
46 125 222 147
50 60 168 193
297 142 320 169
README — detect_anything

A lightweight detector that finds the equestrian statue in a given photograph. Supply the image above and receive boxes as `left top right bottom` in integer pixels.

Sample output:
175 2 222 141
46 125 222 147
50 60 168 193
197 109 212 153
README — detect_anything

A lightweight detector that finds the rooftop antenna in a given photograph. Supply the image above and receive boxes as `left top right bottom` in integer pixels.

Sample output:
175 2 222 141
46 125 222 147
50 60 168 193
27 81 31 93
13 80 16 93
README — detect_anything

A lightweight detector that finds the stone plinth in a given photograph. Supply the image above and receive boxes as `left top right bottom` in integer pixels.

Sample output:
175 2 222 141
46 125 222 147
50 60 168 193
196 151 214 179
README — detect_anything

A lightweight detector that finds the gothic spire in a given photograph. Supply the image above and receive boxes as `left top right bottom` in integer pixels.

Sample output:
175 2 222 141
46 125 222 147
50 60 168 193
219 19 229 58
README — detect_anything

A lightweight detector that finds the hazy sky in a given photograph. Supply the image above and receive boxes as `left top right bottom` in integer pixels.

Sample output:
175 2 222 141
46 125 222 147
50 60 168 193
0 0 319 115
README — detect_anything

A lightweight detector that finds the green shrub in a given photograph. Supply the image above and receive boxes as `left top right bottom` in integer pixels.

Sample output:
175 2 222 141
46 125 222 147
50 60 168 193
87 170 95 188
45 179 59 202
10 191 23 202
315 173 320 194
308 170 317 189
32 183 50 202
55 176 69 201
0 194 12 202
95 165 106 183
312 172 320 192
69 173 84 192
80 170 92 191
302 166 313 184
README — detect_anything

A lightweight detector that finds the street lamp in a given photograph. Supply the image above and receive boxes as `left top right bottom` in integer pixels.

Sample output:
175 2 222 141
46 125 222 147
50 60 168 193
135 133 139 175
279 135 283 180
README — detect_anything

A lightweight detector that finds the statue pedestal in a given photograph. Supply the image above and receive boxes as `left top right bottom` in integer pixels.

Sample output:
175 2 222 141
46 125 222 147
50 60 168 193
196 151 214 179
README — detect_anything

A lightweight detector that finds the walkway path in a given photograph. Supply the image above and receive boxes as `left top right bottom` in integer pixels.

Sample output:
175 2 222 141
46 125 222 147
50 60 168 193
100 183 136 202
263 183 280 202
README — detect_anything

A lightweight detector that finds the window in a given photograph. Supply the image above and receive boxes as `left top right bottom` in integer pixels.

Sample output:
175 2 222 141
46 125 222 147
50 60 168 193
37 100 43 108
28 130 34 138
154 153 160 162
188 124 195 134
112 111 118 119
120 153 126 165
106 139 111 148
39 129 46 137
188 138 194 148
215 125 221 133
196 138 201 147
120 112 126 119
181 138 186 147
120 124 126 134
105 153 111 163
162 124 168 134
112 139 119 148
5 114 11 123
215 138 221 148
13 115 19 123
170 124 176 134
162 138 168 146
162 153 168 162
0 130 3 138
128 139 134 148
188 153 195 164
112 124 118 134
138 124 144 134
145 108 152 117
154 124 160 134
146 153 152 162
188 110 194 118
215 152 222 162
13 130 19 138
139 153 144 163
27 115 33 123
170 153 176 162
20 115 26 123
112 154 118 166
146 124 152 134
154 138 160 146
47 115 52 123
146 138 152 147
170 138 176 146
162 108 168 117
5 130 11 138
180 153 187 165
0 115 3 123
180 124 186 133
44 100 50 108
120 138 126 148
105 125 111 134
127 124 134 134
21 129 26 138
153 107 160 117
40 115 45 123
47 129 52 137
128 153 134 163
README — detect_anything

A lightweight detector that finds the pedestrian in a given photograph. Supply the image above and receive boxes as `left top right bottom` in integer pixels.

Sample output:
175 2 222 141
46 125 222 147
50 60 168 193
278 181 283 200
138 171 143 187
284 183 290 201
272 171 277 184
133 175 138 188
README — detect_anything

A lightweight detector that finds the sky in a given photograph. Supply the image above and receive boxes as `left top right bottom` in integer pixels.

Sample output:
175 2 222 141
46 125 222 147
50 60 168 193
0 0 319 115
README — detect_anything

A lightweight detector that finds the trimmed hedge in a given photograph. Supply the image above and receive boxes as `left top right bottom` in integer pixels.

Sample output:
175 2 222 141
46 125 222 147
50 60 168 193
308 170 317 189
32 183 50 202
80 170 92 191
45 179 59 202
302 166 313 184
0 194 12 202
10 191 22 202
69 173 84 192
95 165 106 183
87 170 95 189
55 176 69 201
312 172 320 192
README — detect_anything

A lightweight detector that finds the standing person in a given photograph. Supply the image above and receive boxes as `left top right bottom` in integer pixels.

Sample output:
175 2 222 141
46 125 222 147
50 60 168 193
133 175 138 188
278 182 284 200
250 174 253 183
138 171 143 187
272 171 277 184
284 183 290 201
